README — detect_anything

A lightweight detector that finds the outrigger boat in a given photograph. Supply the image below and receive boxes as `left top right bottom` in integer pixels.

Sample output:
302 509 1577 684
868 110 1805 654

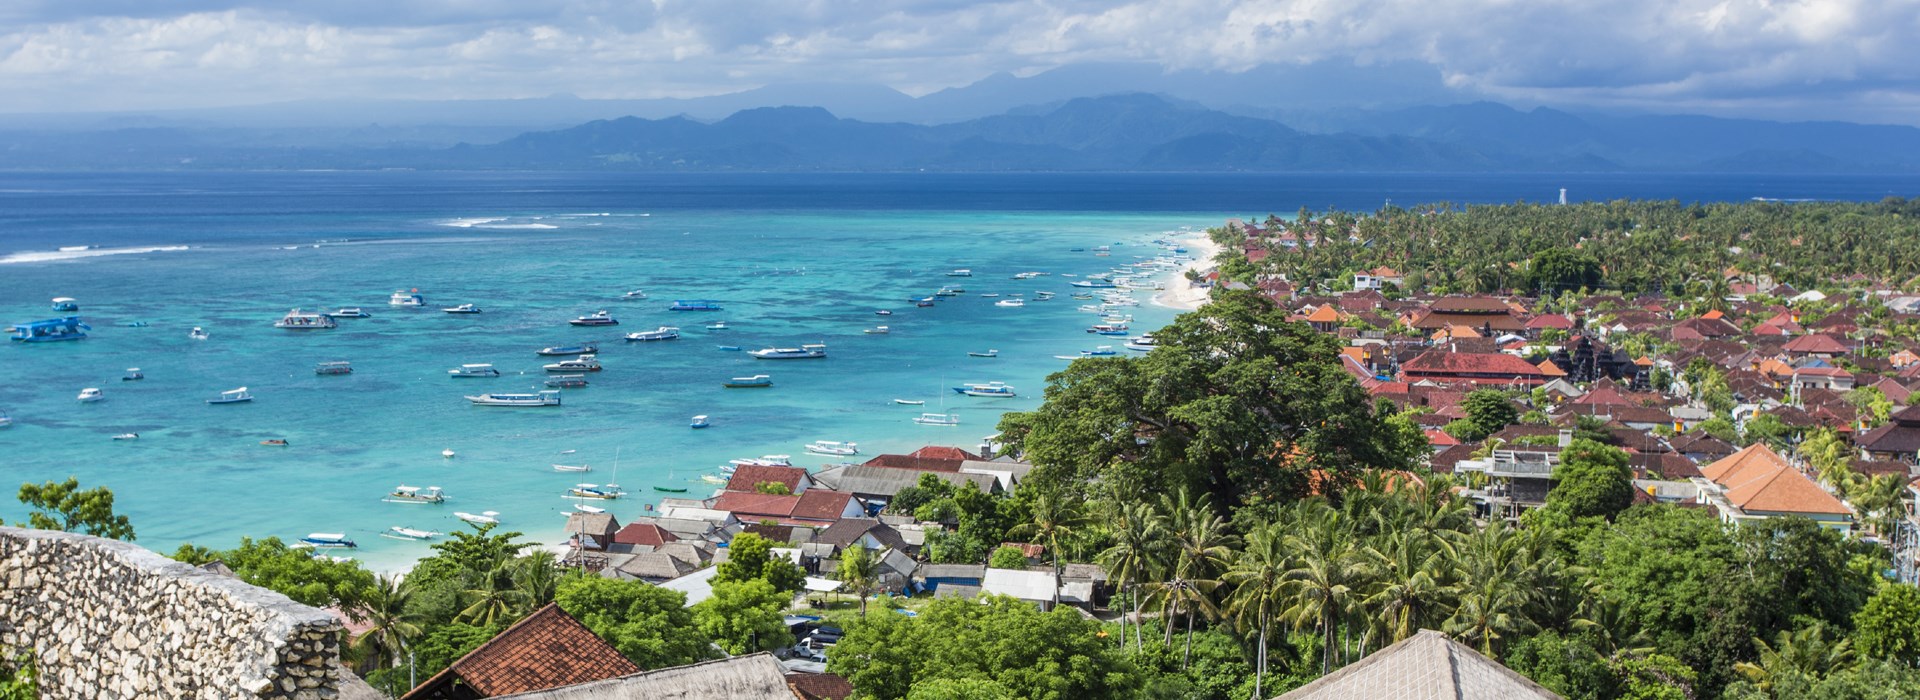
383 485 445 504
913 413 960 426
543 355 601 372
449 364 501 378
893 399 925 405
382 527 439 541
954 382 1017 398
805 440 859 456
298 533 357 549
465 391 562 407
620 289 648 300
668 300 723 311
553 463 592 472
968 349 999 358
566 483 625 500
545 374 589 388
749 344 827 359
442 304 483 314
455 511 500 525
206 387 253 405
326 308 371 318
723 374 773 388
624 326 680 341
11 317 91 343
315 361 353 375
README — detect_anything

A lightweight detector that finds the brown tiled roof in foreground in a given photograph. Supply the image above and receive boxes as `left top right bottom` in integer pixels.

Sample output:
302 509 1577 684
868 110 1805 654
1276 629 1560 699
401 603 639 699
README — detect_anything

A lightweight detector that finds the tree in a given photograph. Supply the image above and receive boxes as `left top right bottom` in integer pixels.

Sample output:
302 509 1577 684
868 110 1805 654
1224 523 1289 698
838 545 881 617
460 554 532 626
1097 500 1168 652
172 537 375 608
692 579 792 655
17 478 134 540
754 481 793 495
1150 488 1236 667
1732 623 1854 692
1460 390 1519 442
347 575 422 679
1279 505 1366 675
904 678 1016 700
827 595 1138 700
1545 439 1634 520
554 575 713 668
1528 247 1603 295
1854 584 1920 666
408 523 532 591
715 532 805 593
987 545 1027 570
1007 492 1087 581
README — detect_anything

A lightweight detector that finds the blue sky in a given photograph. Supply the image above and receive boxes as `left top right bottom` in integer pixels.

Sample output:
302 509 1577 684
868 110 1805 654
1 0 1914 123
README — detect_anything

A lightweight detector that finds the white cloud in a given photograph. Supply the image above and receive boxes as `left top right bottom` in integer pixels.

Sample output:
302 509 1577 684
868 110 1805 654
0 0 1913 123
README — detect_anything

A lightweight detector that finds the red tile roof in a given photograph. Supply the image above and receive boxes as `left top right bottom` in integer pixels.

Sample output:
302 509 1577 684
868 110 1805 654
713 489 857 524
909 445 980 460
1400 351 1548 384
793 489 857 521
861 454 963 472
1524 313 1573 330
1700 444 1850 517
726 465 808 493
401 604 638 700
611 523 679 548
789 672 856 700
1783 333 1850 354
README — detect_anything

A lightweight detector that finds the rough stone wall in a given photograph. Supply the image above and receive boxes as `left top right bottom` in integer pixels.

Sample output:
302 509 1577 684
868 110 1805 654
0 527 345 699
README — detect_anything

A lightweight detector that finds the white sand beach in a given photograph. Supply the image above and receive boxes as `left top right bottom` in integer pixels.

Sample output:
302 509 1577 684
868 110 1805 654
1152 230 1222 311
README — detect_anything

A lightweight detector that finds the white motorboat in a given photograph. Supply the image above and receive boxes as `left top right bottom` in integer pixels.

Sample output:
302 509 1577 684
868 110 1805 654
112 433 138 440
537 343 597 356
441 448 456 458
383 485 445 504
893 399 925 405
122 368 144 381
913 413 960 426
299 533 357 549
315 361 353 375
875 310 893 316
442 304 483 314
946 269 973 277
624 326 681 342
968 349 999 358
274 309 337 330
723 375 773 388
1125 335 1159 351
186 326 211 341
728 455 793 467
620 289 648 300
805 440 859 456
954 382 1016 398
994 299 1026 308
543 355 601 372
0 410 12 429
207 387 253 405
569 310 619 326
77 387 105 403
465 391 562 407
706 320 728 330
326 308 370 318
749 344 827 360
50 297 78 311
573 504 607 514
690 415 710 429
390 290 425 307
980 293 999 298
382 527 439 541
553 463 592 472
449 363 501 378
545 375 589 388
455 511 500 525
566 483 625 500
701 475 728 484
865 326 890 334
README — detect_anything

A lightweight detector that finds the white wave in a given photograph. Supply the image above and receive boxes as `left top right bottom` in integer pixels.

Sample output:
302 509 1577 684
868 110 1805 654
0 245 190 265
441 217 506 228
476 223 559 230
57 245 92 252
559 213 612 217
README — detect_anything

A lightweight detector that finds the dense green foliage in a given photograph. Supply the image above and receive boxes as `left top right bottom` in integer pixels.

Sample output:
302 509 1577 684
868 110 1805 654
16 477 134 540
553 576 712 668
829 595 1140 700
1459 390 1520 443
171 537 377 608
1852 584 1920 666
1544 439 1635 520
693 579 792 655
715 532 806 593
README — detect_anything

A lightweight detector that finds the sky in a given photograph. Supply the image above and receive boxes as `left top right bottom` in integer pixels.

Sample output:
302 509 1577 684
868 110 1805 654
1 0 1916 124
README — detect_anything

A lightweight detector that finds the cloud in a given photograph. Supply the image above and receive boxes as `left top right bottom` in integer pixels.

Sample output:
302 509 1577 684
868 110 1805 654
0 0 1914 123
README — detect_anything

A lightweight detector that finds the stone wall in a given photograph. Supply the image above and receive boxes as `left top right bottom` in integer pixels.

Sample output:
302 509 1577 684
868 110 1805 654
0 527 345 699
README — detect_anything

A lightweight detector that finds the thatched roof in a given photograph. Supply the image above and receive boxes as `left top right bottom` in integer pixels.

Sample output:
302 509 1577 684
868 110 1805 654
488 652 797 699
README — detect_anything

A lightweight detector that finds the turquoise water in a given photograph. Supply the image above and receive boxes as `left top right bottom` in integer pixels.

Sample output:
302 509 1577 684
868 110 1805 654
0 189 1194 571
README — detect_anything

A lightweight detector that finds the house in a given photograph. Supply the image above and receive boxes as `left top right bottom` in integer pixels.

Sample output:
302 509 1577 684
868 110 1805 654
1857 405 1920 464
1782 333 1850 358
1792 366 1856 392
562 512 621 552
809 465 999 504
486 653 797 700
980 567 1060 609
1277 630 1561 699
1400 350 1549 387
726 465 814 494
914 563 986 593
1352 267 1403 291
1304 304 1344 332
401 604 640 700
1694 444 1852 531
711 489 866 527
1405 297 1527 333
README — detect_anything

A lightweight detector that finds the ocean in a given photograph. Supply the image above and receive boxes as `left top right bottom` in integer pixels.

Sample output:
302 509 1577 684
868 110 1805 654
2 170 1915 571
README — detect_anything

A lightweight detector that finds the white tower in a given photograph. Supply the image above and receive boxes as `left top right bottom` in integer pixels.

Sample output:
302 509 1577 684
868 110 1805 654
1558 188 1568 205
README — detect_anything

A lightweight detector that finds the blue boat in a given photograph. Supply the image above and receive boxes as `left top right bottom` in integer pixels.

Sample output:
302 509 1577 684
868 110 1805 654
669 300 723 311
10 317 90 342
1070 277 1117 288
536 343 597 356
298 532 357 549
50 297 78 312
690 415 710 429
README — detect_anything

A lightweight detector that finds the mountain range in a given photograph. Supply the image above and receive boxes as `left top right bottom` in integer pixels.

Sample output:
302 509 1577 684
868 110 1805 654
1 92 1917 173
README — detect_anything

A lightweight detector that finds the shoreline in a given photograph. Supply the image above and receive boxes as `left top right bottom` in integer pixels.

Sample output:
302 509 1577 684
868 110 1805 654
1151 230 1221 311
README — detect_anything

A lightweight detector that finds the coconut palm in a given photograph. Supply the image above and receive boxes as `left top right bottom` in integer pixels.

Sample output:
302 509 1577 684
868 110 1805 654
1009 491 1089 582
1733 623 1855 692
1279 504 1369 675
1153 488 1238 662
347 575 422 675
837 543 880 617
1223 522 1292 699
1445 524 1538 657
1097 500 1168 651
510 550 561 608
1363 528 1458 645
461 554 532 626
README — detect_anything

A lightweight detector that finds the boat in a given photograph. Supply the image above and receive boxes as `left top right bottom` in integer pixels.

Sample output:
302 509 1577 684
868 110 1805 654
315 361 353 376
537 343 597 356
729 455 793 467
805 440 859 456
77 388 104 403
0 410 12 429
954 382 1017 398
188 327 210 340
621 289 648 300
121 368 144 381
749 344 827 360
261 439 288 446
10 317 90 343
442 448 456 459
566 483 624 500
543 355 601 372
1125 335 1158 351
717 345 742 351
968 349 999 358
934 288 961 297
653 485 689 493
893 399 925 405
383 485 446 504
624 326 680 342
112 433 138 440
875 310 892 316
994 299 1025 308
723 374 773 388
50 297 78 312
382 527 439 541
573 504 607 514
701 475 728 484
448 364 501 378
668 300 724 311
946 269 973 277
980 293 999 298
553 463 592 472
690 415 710 429
913 413 960 426
1071 277 1118 288
1088 323 1130 336
706 320 728 330
915 299 935 308
299 533 357 549
569 310 618 326
122 321 148 328
865 326 890 334
389 290 425 307
442 304 483 314
205 387 254 405
465 391 563 407
326 308 370 318
454 511 500 525
545 375 589 388
1034 292 1055 300
275 309 337 330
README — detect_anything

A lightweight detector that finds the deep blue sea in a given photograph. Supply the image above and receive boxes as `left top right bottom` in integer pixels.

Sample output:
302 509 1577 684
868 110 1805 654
2 171 1915 570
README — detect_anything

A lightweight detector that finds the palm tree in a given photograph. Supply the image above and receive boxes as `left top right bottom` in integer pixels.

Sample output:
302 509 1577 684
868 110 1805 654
510 550 560 608
347 575 422 684
1097 500 1168 651
1224 523 1290 699
1279 503 1368 675
837 544 880 617
1734 623 1855 692
1154 489 1238 665
1444 524 1537 657
1009 491 1089 582
461 554 532 626
1572 597 1654 662
1363 529 1458 645
1849 473 1909 537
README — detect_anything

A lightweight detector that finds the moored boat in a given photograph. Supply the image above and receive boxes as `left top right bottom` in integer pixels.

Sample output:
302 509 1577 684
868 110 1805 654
543 355 601 372
0 410 12 429
573 504 606 514
946 269 973 277
274 309 337 330
315 361 353 375
864 326 890 334
749 344 826 360
442 304 483 314
913 413 960 426
893 399 925 405
723 374 773 388
299 533 357 549
50 297 78 312
383 527 440 541
545 374 589 388
188 327 210 340
383 485 446 504
566 483 625 500
621 289 648 300
994 299 1025 308
1125 334 1158 351
805 440 859 456
207 387 253 404
953 381 1017 398
875 310 892 316
455 511 500 525
465 391 562 407
968 349 999 358
122 368 144 381
668 300 723 311
690 415 710 429
653 485 689 493
449 363 501 378
624 326 680 342
1088 322 1130 335
569 310 618 326
326 308 370 318
389 290 425 307
113 433 138 440
553 463 591 472
537 343 597 356
11 317 91 343
705 320 728 330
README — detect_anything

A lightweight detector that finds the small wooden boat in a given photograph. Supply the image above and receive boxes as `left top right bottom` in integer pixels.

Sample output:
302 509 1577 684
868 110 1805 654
553 463 591 473
653 485 690 493
893 399 925 405
261 439 289 446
